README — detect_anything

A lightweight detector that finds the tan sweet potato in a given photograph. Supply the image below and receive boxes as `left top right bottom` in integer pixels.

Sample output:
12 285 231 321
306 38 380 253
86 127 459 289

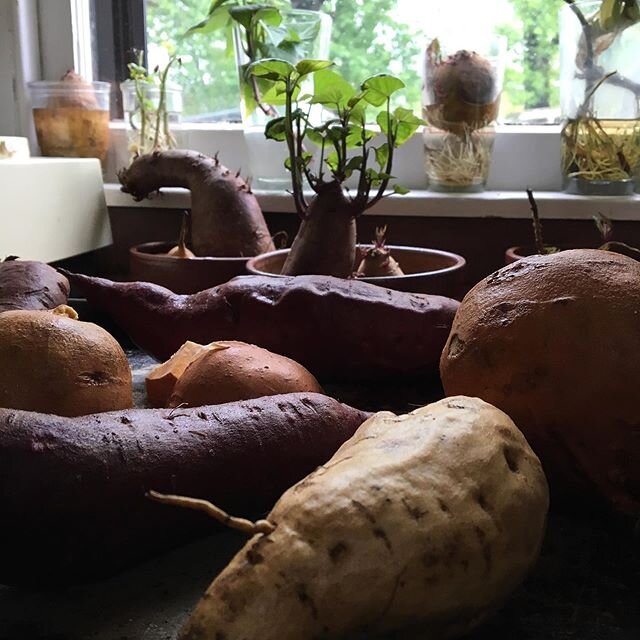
177 396 549 640
168 341 323 408
0 305 132 416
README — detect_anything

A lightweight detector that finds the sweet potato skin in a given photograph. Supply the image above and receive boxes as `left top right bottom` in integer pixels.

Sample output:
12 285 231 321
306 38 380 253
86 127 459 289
64 272 459 380
0 259 69 312
180 396 549 640
0 393 369 586
118 150 275 257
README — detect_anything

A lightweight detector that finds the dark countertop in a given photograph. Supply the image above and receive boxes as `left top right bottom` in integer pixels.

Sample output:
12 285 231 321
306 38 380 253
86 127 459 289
1 350 638 640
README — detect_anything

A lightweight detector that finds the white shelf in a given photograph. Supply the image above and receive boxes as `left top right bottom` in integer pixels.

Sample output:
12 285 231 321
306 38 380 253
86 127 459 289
104 183 640 221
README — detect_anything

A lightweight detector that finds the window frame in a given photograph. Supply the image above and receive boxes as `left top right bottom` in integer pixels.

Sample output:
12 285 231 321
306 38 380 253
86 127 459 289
6 0 639 202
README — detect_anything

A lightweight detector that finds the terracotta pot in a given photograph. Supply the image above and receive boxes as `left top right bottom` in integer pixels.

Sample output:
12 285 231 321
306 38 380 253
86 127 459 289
246 245 467 298
504 245 578 265
129 241 249 294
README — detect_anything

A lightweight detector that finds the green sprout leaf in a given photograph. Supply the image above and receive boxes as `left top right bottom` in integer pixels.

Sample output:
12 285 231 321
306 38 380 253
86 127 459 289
344 156 364 179
248 58 295 82
393 107 424 146
393 184 410 195
326 151 340 173
265 117 287 141
295 59 334 78
375 143 389 169
362 74 405 106
311 69 356 108
185 7 231 36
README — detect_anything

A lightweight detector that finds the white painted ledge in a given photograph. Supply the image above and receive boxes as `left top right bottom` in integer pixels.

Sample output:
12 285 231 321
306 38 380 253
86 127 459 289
104 183 640 221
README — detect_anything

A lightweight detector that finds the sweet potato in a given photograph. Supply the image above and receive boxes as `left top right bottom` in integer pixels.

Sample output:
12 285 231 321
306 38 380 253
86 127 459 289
168 341 323 408
440 249 640 514
177 396 549 640
118 150 275 257
0 258 69 312
0 393 369 586
145 341 224 407
63 272 459 381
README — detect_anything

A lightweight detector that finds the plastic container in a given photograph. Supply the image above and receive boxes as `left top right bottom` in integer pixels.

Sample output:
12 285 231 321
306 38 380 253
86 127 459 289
28 79 111 165
120 80 183 155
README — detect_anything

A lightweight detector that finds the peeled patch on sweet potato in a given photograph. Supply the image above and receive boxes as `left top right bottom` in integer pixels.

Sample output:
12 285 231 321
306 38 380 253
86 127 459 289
179 396 549 640
145 341 227 408
0 258 69 312
169 341 323 408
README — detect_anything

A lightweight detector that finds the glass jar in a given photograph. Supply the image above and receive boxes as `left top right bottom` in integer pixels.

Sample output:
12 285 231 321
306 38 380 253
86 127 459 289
120 79 183 156
560 0 640 195
28 79 111 166
422 36 506 192
234 9 332 189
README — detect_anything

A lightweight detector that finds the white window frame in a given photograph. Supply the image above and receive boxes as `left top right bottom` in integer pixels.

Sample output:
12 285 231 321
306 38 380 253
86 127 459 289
5 0 640 215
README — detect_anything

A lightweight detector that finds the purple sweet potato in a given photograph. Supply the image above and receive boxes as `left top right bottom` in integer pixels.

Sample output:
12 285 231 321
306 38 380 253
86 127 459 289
0 258 69 312
0 392 369 586
118 150 275 257
63 272 460 380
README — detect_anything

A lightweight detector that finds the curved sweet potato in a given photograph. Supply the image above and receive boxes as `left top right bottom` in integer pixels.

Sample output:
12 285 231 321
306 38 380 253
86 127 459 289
0 392 369 586
0 259 69 312
179 396 549 639
63 272 460 380
118 150 275 257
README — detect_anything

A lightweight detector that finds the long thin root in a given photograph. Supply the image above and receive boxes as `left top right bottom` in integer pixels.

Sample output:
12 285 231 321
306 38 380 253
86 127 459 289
147 490 276 535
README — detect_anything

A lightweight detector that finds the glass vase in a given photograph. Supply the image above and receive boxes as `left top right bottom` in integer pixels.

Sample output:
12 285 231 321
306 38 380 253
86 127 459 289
560 0 640 195
422 35 506 192
120 79 183 156
234 9 332 189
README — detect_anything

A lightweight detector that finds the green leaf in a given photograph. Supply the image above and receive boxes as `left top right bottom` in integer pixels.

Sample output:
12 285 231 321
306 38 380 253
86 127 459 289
344 156 363 178
393 107 424 146
393 184 410 195
375 143 389 169
301 151 314 167
229 6 281 30
185 7 230 36
312 69 356 108
325 151 340 173
248 58 295 82
265 117 287 142
376 110 394 135
306 128 325 147
295 59 334 78
362 74 405 106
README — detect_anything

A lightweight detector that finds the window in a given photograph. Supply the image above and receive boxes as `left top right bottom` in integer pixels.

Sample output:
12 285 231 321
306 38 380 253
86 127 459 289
94 0 561 124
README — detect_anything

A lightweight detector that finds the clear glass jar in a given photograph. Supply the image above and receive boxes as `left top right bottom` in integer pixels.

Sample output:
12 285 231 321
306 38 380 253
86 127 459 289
422 36 506 192
560 0 640 195
28 80 111 165
120 79 183 156
234 9 332 189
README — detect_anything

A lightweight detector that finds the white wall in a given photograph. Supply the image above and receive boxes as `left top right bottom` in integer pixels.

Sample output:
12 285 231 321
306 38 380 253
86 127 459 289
0 0 77 148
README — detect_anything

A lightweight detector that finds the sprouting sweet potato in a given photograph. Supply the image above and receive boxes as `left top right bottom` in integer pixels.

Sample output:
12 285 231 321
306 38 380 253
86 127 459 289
0 392 369 586
63 272 460 381
118 150 275 257
175 396 549 640
0 258 69 312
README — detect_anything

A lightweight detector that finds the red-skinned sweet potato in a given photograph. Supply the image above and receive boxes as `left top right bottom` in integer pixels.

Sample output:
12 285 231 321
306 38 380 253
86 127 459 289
63 272 460 380
118 150 275 257
0 392 369 586
0 258 69 312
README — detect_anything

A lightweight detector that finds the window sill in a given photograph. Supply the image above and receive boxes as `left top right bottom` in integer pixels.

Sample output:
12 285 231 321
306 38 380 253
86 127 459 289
104 183 640 221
